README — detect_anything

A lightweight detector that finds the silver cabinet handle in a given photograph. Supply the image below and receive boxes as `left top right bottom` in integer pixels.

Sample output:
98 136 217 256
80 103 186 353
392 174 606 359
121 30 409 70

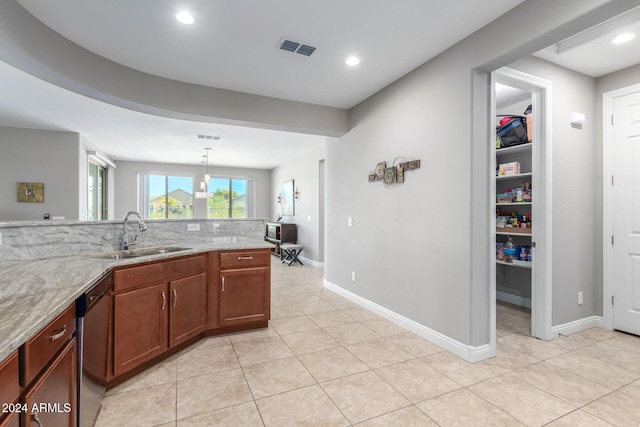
49 325 67 342
238 256 253 260
161 291 166 311
222 276 225 292
173 289 177 306
32 412 43 426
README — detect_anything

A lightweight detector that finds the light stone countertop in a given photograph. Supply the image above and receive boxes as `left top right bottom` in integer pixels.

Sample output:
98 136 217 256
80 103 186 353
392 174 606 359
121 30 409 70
0 238 273 362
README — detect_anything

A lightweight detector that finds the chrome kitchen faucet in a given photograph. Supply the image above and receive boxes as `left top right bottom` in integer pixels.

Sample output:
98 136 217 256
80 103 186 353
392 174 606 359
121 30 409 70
122 211 147 250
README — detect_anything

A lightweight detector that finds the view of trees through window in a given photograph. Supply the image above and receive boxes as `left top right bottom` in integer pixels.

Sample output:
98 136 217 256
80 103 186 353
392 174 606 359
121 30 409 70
207 178 248 218
146 174 194 219
88 161 107 220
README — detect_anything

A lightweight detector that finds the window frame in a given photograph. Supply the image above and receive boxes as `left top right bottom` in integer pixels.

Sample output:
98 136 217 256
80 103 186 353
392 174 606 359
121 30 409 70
139 173 195 219
205 176 255 219
88 159 108 220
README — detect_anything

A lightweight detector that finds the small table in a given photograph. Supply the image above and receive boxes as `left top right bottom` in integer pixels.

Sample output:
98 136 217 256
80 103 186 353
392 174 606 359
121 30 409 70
280 244 304 266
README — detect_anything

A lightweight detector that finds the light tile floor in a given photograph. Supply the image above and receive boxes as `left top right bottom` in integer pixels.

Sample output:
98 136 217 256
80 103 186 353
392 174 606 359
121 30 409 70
95 261 640 426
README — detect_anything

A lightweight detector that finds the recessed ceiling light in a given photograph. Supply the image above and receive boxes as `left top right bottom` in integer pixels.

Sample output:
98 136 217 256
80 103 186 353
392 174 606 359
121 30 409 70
176 11 195 25
612 32 636 44
346 57 360 67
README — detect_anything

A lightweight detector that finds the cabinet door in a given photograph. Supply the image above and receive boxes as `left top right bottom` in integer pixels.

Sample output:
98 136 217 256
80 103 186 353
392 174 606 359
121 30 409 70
113 283 169 377
0 412 18 427
0 351 19 415
22 338 76 427
220 267 270 326
169 273 206 347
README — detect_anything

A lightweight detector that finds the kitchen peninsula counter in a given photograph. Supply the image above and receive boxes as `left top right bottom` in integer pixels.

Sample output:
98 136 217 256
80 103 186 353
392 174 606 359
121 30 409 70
0 238 272 363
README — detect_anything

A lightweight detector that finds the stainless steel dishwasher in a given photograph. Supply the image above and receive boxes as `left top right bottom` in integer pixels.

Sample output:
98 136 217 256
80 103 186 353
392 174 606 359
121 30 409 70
76 272 113 427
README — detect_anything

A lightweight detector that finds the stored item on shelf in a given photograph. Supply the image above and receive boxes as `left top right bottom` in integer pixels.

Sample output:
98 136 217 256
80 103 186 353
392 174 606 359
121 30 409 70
497 193 514 203
503 237 516 263
516 245 531 261
526 114 533 142
497 115 528 148
496 216 509 228
515 188 523 202
496 212 532 230
498 162 520 176
496 243 505 261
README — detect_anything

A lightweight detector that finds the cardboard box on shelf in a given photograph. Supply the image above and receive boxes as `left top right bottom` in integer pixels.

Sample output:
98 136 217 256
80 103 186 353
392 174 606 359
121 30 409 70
498 162 520 176
526 114 532 142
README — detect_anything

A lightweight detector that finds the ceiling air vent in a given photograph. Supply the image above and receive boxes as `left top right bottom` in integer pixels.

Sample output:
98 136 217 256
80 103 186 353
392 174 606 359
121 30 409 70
278 37 316 57
296 44 316 56
197 135 221 141
280 39 300 53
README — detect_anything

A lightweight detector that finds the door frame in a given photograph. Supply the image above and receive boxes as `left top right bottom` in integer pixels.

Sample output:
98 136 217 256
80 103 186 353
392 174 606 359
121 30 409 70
491 67 553 343
602 82 640 330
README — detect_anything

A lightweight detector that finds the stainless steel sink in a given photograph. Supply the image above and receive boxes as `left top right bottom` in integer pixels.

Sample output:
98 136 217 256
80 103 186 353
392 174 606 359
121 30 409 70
90 246 191 260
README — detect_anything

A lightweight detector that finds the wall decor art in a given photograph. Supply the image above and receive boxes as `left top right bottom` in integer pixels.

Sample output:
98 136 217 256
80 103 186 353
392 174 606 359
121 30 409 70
368 158 420 185
17 182 44 202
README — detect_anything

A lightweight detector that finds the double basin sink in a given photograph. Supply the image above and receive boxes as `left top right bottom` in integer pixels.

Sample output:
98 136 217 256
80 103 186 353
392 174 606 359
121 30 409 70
90 246 191 260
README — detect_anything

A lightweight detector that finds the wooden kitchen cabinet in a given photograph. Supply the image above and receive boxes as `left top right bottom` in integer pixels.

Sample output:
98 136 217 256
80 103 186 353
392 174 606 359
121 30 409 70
12 304 77 426
219 250 270 327
0 351 19 427
22 338 76 427
21 305 76 387
113 282 168 377
112 254 207 377
169 273 206 347
0 412 18 427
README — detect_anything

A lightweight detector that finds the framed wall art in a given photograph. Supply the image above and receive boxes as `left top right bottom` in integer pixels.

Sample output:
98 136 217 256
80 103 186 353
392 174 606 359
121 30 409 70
17 182 44 202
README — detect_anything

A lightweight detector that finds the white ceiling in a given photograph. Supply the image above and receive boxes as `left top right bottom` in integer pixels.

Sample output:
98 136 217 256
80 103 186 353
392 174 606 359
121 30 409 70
15 0 525 109
1 1 639 169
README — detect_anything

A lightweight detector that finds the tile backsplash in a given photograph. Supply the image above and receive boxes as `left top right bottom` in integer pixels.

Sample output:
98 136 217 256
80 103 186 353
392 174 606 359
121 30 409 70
0 218 266 262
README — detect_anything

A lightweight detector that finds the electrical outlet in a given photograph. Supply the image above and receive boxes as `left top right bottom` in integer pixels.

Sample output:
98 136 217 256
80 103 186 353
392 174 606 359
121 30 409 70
307 215 312 222
578 291 584 305
351 271 356 282
187 223 200 232
213 223 220 228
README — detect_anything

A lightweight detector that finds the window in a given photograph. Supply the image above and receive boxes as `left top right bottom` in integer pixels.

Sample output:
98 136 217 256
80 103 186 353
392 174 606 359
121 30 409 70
88 161 107 220
206 178 254 218
141 174 194 219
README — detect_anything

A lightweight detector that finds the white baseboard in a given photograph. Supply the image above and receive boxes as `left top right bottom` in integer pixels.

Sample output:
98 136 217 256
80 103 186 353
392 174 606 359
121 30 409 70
276 255 324 268
551 316 603 338
299 256 324 268
496 291 531 309
323 279 491 363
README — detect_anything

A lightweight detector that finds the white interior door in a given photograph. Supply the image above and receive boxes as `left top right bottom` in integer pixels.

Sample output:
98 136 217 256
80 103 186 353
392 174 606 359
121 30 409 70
613 91 640 335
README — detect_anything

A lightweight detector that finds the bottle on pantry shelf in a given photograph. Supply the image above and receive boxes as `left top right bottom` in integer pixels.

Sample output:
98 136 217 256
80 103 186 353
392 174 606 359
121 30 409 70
503 236 516 263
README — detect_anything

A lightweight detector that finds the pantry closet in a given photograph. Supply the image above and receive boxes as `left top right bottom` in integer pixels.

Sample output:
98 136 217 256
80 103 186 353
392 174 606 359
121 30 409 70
492 67 552 342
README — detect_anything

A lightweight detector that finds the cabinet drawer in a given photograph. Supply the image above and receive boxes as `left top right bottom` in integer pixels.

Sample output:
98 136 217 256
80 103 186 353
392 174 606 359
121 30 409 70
114 262 165 291
164 255 206 280
21 304 76 387
219 250 270 269
0 351 19 408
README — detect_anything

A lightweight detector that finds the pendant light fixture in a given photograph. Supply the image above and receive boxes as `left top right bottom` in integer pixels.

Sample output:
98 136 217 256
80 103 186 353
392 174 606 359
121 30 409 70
204 147 211 184
195 147 213 198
